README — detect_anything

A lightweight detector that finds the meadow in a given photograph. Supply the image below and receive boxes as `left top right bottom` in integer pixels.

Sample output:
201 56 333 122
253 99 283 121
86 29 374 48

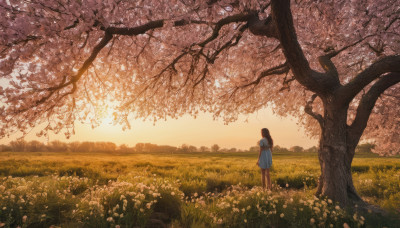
0 151 399 228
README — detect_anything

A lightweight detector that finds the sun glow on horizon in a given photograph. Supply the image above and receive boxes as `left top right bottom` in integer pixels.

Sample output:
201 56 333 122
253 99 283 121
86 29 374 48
1 107 318 150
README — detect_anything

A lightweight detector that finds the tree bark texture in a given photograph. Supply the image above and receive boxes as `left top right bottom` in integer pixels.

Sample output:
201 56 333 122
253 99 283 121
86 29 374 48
315 98 362 206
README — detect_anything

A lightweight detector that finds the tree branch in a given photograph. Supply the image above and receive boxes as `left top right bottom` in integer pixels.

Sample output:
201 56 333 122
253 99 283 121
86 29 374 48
14 32 113 114
15 13 259 114
337 55 400 105
240 62 289 89
206 23 248 64
348 72 400 144
271 0 337 95
304 94 323 128
64 19 79 30
72 32 113 83
226 63 289 99
198 14 252 47
120 17 254 108
248 15 278 38
279 74 295 91
104 13 251 40
324 34 375 59
385 17 400 31
367 40 385 57
105 20 165 35
318 34 374 83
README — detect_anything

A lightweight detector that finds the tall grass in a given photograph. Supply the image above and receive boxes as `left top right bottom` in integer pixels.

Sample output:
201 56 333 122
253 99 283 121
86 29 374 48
0 151 399 227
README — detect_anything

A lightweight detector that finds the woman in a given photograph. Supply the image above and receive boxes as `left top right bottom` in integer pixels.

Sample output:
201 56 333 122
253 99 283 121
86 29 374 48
256 128 273 190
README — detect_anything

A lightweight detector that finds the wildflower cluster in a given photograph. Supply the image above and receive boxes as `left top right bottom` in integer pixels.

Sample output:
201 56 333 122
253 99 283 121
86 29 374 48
0 175 183 228
0 175 87 227
179 185 366 227
77 178 183 227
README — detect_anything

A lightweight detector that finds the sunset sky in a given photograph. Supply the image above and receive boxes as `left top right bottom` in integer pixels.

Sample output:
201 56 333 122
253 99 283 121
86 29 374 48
1 106 317 150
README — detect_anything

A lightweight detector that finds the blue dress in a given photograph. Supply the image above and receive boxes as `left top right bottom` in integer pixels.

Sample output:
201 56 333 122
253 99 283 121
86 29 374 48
258 138 272 169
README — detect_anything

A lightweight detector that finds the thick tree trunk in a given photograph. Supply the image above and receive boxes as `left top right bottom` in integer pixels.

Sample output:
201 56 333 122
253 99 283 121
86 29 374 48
315 101 363 206
270 0 399 207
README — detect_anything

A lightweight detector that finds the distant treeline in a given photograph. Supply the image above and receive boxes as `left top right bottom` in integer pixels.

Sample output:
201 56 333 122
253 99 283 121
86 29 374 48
0 140 375 153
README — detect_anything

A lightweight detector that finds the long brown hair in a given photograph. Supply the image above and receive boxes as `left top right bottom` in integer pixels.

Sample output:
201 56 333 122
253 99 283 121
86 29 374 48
261 128 273 149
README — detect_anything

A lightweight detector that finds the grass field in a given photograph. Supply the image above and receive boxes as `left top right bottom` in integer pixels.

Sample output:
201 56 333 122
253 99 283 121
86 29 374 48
0 151 399 227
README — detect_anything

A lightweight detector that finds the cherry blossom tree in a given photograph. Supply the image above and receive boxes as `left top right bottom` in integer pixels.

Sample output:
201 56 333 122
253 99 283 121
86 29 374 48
0 0 399 206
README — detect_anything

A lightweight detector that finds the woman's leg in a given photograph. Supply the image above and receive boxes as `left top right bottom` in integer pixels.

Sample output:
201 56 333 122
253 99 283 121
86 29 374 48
265 168 272 190
261 168 266 190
